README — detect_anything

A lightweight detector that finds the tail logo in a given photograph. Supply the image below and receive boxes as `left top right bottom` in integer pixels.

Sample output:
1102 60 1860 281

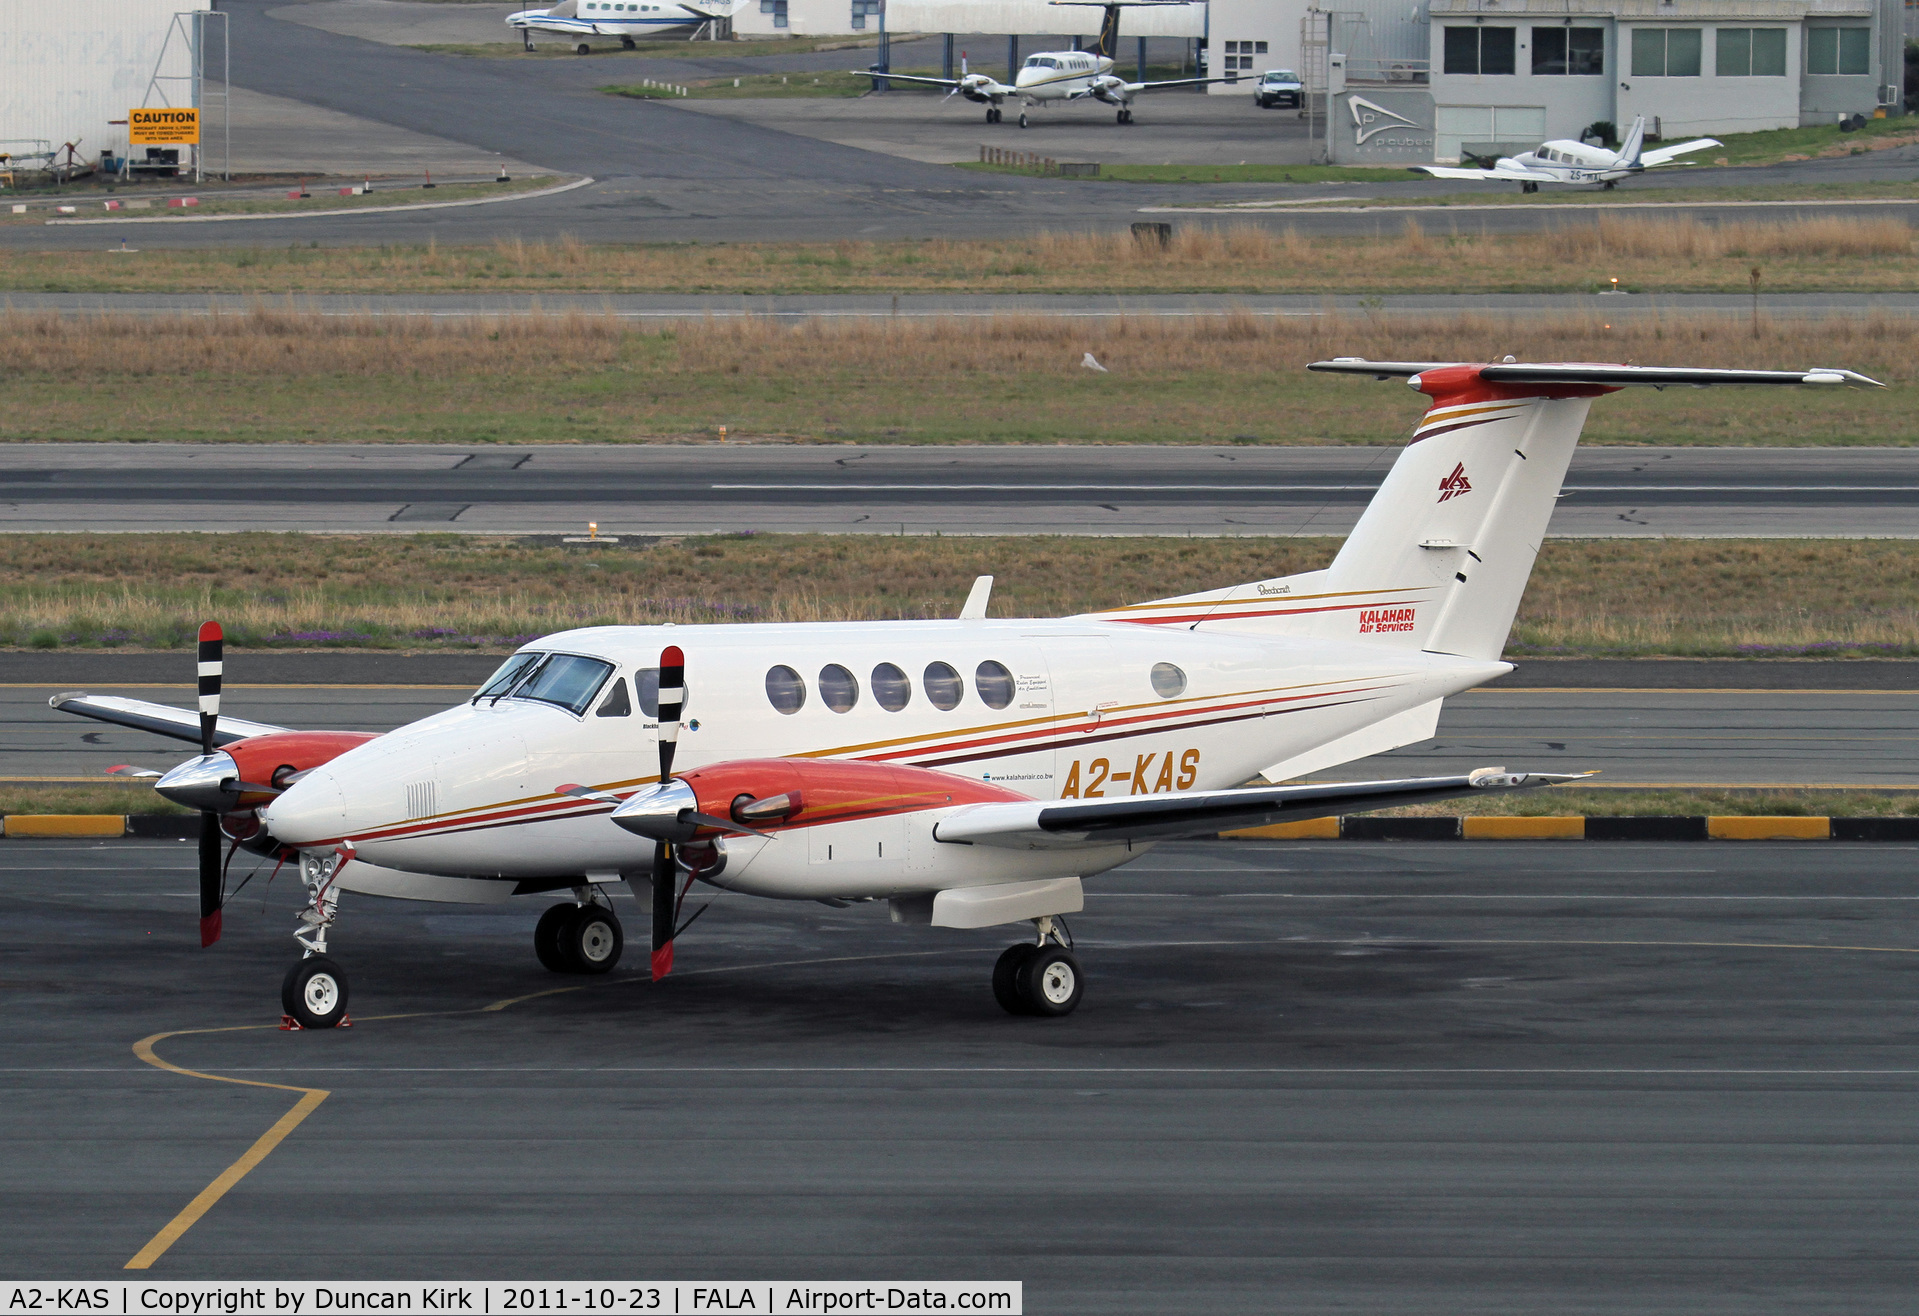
1437 463 1473 503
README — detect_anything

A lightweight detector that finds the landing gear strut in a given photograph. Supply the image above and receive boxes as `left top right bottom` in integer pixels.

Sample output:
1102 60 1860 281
283 848 350 1029
1520 181 1539 194
992 915 1082 1017
535 891 624 974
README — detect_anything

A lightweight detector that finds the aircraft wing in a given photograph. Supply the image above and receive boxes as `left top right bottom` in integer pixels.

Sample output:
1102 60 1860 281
1122 76 1245 92
1409 163 1558 183
933 767 1592 850
50 692 290 747
853 71 1018 96
1639 138 1720 167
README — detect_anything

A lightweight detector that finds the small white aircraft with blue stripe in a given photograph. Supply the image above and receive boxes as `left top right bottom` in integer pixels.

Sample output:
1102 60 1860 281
507 0 734 53
1411 115 1720 193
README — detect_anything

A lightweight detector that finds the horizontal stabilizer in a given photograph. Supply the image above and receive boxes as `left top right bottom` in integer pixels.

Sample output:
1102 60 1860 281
1309 360 1884 389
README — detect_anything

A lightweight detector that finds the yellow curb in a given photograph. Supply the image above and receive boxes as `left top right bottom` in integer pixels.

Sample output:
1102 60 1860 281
1708 815 1831 840
1462 816 1586 841
4 814 128 837
1223 817 1340 840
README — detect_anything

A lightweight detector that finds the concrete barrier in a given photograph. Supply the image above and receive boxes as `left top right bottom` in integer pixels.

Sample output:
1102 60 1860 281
4 815 126 837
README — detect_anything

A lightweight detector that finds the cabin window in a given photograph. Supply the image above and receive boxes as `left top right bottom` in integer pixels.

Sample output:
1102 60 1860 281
1631 28 1701 77
923 661 963 710
1807 27 1870 75
476 651 542 700
1718 28 1786 76
975 660 1015 711
596 678 632 717
819 663 860 713
872 662 912 712
764 665 806 715
513 654 614 716
1532 27 1603 76
1444 26 1515 76
1150 662 1187 698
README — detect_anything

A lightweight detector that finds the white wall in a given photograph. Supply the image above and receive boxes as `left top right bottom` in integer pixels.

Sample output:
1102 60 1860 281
1 0 208 161
886 0 1203 37
1203 0 1314 92
1616 21 1801 135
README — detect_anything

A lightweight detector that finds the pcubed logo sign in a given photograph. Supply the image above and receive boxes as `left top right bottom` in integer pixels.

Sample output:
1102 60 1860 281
1332 90 1434 163
1437 463 1472 502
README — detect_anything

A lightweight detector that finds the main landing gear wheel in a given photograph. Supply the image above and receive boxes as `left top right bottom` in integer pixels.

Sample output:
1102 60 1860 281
281 955 349 1030
564 905 624 974
621 34 636 48
575 42 592 54
986 107 999 124
1521 181 1538 194
993 943 1038 1014
1020 947 1082 1017
1117 108 1133 124
534 902 579 972
1018 111 1029 129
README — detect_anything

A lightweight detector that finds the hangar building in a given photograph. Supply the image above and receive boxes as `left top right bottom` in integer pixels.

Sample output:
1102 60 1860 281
1 0 210 170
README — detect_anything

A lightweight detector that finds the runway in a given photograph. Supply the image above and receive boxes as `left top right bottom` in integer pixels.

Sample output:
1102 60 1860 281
1 0 1914 248
1 443 1912 537
6 836 1919 1308
10 655 1914 786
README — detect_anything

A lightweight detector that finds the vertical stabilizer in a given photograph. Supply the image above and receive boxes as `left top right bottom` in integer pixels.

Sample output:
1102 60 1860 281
1616 115 1647 168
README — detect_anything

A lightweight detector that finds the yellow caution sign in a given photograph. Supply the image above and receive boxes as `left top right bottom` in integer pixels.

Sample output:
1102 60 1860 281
129 108 200 145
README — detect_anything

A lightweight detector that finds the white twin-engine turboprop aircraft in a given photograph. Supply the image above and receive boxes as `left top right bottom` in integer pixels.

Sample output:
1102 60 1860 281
1411 115 1720 192
862 1 1237 128
506 0 733 52
55 358 1878 1027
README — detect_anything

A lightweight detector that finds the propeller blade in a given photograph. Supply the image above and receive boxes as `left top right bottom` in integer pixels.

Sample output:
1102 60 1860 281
650 840 676 980
657 644 684 784
105 764 163 778
198 810 223 947
555 782 622 804
196 622 223 757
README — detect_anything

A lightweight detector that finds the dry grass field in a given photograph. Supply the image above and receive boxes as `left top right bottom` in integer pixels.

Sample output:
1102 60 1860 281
0 534 1909 659
2 215 1911 295
0 305 1905 445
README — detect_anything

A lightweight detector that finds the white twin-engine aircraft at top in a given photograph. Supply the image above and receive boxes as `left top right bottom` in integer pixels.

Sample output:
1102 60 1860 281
56 358 1878 1027
506 0 732 52
1411 114 1720 192
862 1 1237 127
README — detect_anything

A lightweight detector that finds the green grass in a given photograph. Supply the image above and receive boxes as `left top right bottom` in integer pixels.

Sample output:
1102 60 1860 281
1707 113 1918 166
0 534 1909 661
0 784 186 816
1280 180 1919 209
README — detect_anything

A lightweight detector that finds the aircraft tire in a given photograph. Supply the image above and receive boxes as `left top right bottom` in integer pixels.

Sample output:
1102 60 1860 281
281 955 350 1029
1018 112 1028 129
621 35 635 48
1017 947 1082 1017
575 42 591 54
993 943 1038 1015
535 902 581 972
563 904 624 975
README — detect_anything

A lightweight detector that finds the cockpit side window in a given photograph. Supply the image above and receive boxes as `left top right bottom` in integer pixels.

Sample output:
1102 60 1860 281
511 654 614 716
596 678 632 717
475 652 542 701
633 667 661 719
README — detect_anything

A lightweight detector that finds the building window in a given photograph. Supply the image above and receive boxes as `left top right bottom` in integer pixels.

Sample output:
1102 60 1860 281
1631 28 1702 77
1717 28 1786 77
1444 26 1516 76
760 0 787 25
850 0 879 30
1532 27 1604 76
1807 27 1870 75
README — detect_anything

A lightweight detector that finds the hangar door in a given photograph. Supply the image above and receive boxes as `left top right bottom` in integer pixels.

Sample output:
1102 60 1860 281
1434 104 1546 161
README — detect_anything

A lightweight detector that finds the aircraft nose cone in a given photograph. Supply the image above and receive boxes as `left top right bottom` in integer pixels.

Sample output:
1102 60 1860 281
154 752 240 812
261 768 348 848
609 779 699 842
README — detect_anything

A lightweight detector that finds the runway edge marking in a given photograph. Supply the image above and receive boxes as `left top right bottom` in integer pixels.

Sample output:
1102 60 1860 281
50 176 595 227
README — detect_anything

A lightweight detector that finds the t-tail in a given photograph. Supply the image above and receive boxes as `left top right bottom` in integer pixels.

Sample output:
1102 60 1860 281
1616 115 1647 168
1090 359 1881 663
1049 0 1191 61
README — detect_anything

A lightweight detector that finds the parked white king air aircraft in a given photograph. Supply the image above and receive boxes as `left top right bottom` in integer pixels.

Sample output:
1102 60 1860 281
53 358 1879 1026
1411 115 1720 192
507 0 733 52
863 0 1236 127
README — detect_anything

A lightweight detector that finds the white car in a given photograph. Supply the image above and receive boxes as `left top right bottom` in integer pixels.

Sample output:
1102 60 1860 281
1254 68 1302 108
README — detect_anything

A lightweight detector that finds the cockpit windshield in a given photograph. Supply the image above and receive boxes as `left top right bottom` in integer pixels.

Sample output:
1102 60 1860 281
512 654 615 715
475 652 542 700
1025 56 1060 69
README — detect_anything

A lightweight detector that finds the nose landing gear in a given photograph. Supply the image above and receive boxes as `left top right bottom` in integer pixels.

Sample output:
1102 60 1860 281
282 848 350 1029
991 915 1082 1017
